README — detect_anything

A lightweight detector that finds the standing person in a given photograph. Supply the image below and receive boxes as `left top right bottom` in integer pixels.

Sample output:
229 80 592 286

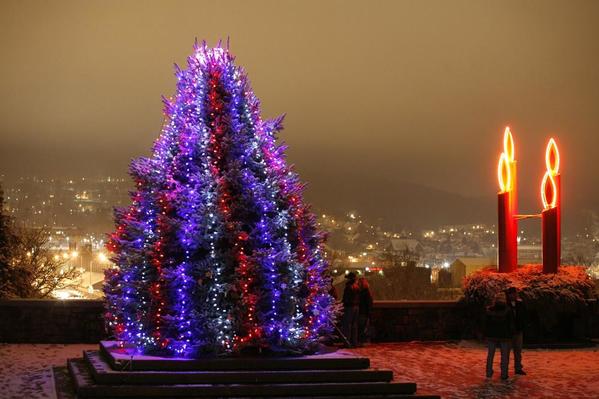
342 272 360 348
485 292 514 380
357 276 373 345
506 287 527 375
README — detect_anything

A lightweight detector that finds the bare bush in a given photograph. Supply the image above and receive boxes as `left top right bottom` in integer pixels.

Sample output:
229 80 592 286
3 227 81 298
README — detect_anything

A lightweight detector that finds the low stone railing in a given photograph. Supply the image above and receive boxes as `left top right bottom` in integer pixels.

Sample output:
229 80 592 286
369 300 466 341
0 299 104 343
0 299 597 344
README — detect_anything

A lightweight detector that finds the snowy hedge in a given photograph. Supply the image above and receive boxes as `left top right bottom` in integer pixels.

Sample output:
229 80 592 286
461 265 596 341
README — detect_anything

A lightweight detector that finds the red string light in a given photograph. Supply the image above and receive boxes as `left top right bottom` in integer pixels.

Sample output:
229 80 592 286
206 70 261 348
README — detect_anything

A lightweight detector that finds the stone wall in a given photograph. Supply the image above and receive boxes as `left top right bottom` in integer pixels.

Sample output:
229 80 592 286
0 299 597 344
368 300 599 343
369 300 466 341
0 299 105 343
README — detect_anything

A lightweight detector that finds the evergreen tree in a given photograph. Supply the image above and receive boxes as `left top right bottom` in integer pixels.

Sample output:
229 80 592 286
105 42 334 357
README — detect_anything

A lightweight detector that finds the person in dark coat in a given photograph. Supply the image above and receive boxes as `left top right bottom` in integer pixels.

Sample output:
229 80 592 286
485 292 514 380
506 286 527 375
357 276 373 345
341 272 360 347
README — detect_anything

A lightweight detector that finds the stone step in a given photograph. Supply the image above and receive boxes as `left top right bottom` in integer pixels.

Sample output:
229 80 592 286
85 350 393 385
100 341 370 371
69 358 438 398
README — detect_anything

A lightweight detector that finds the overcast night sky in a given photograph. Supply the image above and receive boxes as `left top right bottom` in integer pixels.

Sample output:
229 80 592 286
1 0 599 231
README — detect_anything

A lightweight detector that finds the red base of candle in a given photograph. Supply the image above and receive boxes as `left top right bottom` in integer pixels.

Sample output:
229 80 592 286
498 192 517 273
542 206 560 274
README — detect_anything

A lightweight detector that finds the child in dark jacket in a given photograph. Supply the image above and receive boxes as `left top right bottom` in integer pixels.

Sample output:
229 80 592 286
485 292 514 380
506 286 527 375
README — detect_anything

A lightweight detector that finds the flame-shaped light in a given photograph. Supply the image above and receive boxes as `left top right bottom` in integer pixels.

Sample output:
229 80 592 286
545 138 560 176
541 171 557 209
498 153 511 193
503 127 514 162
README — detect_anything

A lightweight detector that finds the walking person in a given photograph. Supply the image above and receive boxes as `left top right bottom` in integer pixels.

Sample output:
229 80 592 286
341 272 360 348
485 292 514 380
357 276 373 345
506 287 527 375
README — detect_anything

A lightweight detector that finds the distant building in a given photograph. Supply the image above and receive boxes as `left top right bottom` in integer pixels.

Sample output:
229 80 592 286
386 238 423 266
388 238 422 253
435 268 453 288
481 246 497 260
518 244 542 264
450 257 496 287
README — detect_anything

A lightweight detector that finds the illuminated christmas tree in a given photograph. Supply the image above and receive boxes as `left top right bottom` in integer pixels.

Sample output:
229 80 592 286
104 42 334 357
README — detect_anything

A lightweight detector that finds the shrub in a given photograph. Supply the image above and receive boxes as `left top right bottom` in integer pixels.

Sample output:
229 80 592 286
462 265 596 342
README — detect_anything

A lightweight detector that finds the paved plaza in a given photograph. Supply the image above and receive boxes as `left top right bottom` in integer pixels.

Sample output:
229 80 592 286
350 341 599 398
1 341 598 398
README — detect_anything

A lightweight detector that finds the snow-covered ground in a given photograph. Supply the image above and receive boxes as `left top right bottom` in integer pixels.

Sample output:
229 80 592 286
0 343 94 399
349 341 599 399
0 341 598 398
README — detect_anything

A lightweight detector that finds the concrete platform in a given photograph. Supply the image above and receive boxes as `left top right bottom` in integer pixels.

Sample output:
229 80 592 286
69 358 436 398
100 341 371 371
85 350 394 385
65 342 440 398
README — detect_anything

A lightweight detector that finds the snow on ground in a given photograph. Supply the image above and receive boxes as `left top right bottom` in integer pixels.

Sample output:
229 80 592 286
349 341 599 399
0 341 598 398
0 343 94 399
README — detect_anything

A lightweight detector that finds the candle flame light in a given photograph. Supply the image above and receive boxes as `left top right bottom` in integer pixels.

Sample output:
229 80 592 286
541 137 561 274
541 171 557 209
503 127 515 162
545 138 560 175
497 153 511 193
541 138 560 210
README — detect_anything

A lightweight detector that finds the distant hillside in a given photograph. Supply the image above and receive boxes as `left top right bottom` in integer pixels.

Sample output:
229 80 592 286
303 172 590 235
304 176 494 231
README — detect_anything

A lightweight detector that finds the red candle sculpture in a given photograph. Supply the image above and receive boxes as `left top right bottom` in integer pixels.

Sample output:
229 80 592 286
497 127 518 273
541 138 560 273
